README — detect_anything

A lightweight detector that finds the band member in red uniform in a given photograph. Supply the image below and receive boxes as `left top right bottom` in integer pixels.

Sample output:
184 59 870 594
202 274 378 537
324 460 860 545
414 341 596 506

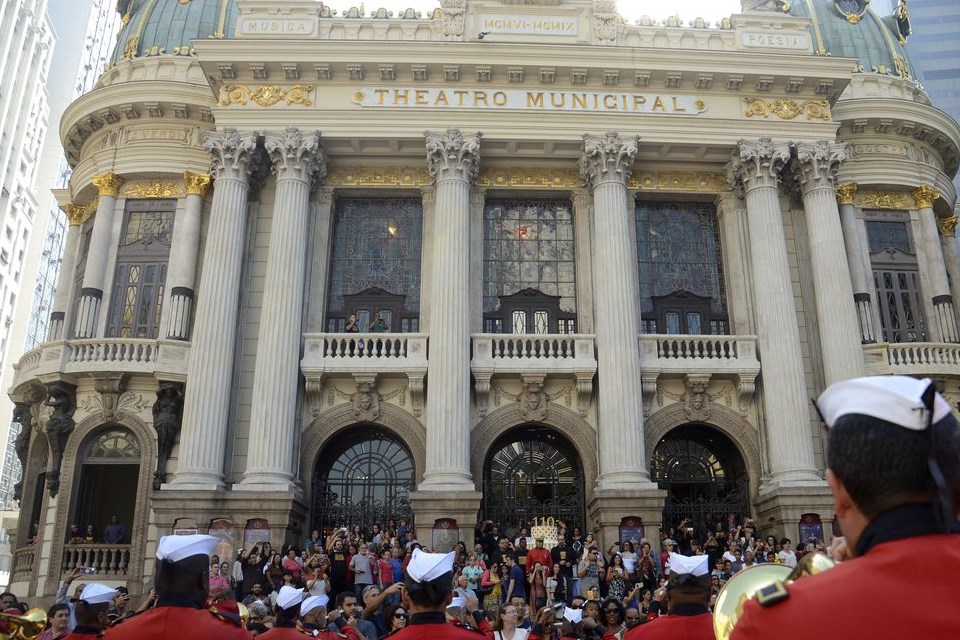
65 583 118 639
732 376 960 639
525 538 553 576
299 595 357 639
624 554 713 640
104 534 252 639
387 548 486 639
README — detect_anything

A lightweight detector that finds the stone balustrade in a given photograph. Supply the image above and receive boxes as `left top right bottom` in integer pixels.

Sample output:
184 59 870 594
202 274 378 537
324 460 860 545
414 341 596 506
11 339 191 391
638 334 761 416
301 333 429 417
62 543 131 576
11 546 35 583
864 342 960 377
471 334 598 418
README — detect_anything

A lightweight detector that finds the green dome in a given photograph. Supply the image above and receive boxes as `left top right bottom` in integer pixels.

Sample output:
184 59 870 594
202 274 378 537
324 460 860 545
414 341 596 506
111 0 239 65
788 0 917 79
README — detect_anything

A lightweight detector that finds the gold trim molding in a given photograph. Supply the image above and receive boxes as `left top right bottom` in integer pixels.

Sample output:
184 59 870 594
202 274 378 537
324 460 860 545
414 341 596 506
325 167 431 187
218 84 315 107
91 173 124 198
122 179 186 199
855 192 915 210
742 97 831 121
629 172 729 193
912 184 941 210
835 182 858 206
938 215 958 238
478 169 581 189
183 171 212 197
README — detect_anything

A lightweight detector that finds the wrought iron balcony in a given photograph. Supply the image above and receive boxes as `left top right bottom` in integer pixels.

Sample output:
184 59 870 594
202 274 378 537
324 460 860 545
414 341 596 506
863 342 960 377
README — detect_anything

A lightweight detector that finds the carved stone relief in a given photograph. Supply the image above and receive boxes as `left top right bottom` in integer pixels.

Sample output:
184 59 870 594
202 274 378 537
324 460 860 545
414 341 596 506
152 382 184 490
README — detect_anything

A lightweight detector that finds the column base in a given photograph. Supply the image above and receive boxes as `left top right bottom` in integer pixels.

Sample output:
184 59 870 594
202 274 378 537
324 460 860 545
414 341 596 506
163 471 226 492
417 471 476 492
594 472 660 494
588 487 667 551
234 477 302 500
409 489 482 548
755 481 835 544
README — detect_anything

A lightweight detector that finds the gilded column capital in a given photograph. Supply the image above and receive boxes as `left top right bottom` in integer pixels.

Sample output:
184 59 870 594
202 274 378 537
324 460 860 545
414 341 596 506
835 182 858 206
183 171 213 197
203 128 259 181
61 203 86 226
425 129 482 183
263 127 327 184
938 215 958 238
91 172 124 197
792 140 846 193
579 131 640 189
726 137 791 192
912 184 941 210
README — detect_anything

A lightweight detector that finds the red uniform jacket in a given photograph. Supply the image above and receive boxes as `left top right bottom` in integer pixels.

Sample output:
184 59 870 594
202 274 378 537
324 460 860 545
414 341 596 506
732 532 960 640
624 609 714 640
525 548 553 574
64 627 103 640
386 612 485 639
103 603 252 640
260 622 361 639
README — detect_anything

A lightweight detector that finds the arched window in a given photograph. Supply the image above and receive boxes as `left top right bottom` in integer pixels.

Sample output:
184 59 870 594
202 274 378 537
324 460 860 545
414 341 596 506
85 429 141 460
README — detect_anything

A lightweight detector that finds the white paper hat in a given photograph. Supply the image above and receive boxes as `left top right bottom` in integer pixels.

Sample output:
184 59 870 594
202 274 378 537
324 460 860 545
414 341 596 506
668 553 709 577
563 607 583 624
407 548 455 583
818 376 952 431
447 596 467 610
276 585 304 610
156 534 219 563
80 583 118 605
300 595 326 617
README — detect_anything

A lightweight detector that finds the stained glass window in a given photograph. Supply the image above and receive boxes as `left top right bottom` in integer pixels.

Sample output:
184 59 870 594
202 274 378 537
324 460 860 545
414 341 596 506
327 198 423 315
635 201 728 332
865 220 912 254
483 199 576 314
122 211 174 246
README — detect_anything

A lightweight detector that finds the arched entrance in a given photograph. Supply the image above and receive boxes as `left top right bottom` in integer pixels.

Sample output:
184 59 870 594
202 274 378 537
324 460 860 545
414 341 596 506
483 426 584 530
72 427 141 540
311 426 415 534
651 425 749 532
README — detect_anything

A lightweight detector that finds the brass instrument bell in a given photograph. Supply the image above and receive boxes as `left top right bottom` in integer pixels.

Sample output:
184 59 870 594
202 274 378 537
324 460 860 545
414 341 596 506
0 608 47 640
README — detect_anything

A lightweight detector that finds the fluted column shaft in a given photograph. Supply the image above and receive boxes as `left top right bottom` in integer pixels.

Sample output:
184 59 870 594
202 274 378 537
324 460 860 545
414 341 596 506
730 139 819 485
836 183 878 343
794 143 864 382
939 215 960 319
913 186 959 343
74 173 123 338
47 208 84 340
419 129 481 490
169 130 257 489
165 172 211 340
240 128 325 491
580 132 653 490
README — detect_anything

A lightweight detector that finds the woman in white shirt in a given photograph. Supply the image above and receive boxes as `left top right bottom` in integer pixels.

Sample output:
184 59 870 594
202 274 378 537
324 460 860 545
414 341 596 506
491 603 530 640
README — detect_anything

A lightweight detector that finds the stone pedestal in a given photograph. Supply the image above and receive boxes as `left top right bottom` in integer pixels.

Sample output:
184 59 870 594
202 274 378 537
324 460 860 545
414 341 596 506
588 488 667 551
74 173 123 338
754 484 835 544
409 489 482 548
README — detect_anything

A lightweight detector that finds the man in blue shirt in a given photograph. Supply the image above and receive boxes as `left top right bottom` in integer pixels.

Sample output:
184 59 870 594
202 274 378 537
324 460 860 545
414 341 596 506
504 554 526 604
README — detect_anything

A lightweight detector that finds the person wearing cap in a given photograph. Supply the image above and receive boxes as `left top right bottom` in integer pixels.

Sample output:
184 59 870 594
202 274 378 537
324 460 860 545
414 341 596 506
731 376 960 640
624 553 712 639
103 534 252 639
62 583 117 639
299 596 349 639
258 586 359 639
387 548 488 639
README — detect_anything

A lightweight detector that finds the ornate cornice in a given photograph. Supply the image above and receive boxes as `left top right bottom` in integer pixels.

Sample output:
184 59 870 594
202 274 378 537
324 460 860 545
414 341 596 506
218 84 315 107
793 140 847 192
122 180 185 199
835 182 858 206
263 127 327 183
937 215 958 238
425 129 482 183
726 137 791 192
183 171 212 197
912 184 941 209
579 131 640 188
91 172 124 198
204 129 259 181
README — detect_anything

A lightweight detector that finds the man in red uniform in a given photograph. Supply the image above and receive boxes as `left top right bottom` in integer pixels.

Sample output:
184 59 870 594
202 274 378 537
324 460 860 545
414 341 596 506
104 534 252 639
732 376 960 639
624 553 713 640
525 537 552 576
299 596 360 639
387 548 486 639
65 583 117 639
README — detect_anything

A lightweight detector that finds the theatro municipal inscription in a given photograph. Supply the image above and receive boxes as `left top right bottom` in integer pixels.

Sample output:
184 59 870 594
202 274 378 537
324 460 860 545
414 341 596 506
478 14 579 35
352 88 707 115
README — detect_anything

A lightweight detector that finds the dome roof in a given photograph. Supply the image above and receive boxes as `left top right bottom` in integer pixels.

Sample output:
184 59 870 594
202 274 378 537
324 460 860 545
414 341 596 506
788 0 917 79
110 0 239 65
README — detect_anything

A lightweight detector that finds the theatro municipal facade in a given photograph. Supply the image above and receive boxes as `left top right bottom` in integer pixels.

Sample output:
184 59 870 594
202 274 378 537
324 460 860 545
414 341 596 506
6 0 960 597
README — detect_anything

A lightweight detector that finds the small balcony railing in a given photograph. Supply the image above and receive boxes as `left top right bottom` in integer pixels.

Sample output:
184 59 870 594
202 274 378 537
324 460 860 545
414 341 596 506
864 342 960 376
62 543 131 576
11 546 35 583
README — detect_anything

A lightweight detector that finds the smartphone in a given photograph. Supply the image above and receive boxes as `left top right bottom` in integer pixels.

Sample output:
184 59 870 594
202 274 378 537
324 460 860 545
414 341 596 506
82 567 96 575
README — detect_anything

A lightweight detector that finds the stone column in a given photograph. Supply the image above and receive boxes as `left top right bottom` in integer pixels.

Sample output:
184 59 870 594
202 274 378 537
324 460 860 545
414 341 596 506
418 129 481 490
74 172 123 338
939 215 960 315
728 138 820 485
167 129 258 490
164 171 212 340
793 142 865 383
572 188 595 334
579 132 655 490
47 205 86 340
238 128 325 492
835 183 878 343
913 185 959 343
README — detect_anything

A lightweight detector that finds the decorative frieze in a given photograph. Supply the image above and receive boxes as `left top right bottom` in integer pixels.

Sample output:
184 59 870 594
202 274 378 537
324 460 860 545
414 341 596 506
855 192 915 210
742 97 831 120
217 84 315 107
122 179 185 199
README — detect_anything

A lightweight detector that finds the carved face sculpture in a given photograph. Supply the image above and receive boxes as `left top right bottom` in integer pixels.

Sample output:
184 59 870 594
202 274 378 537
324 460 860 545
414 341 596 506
357 393 373 411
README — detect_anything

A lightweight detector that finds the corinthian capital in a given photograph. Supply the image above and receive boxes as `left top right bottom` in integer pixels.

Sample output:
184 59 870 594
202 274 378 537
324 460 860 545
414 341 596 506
425 129 482 182
912 184 941 210
91 172 124 198
183 171 212 197
579 132 639 188
727 138 791 192
204 128 258 181
264 127 327 184
792 140 846 193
